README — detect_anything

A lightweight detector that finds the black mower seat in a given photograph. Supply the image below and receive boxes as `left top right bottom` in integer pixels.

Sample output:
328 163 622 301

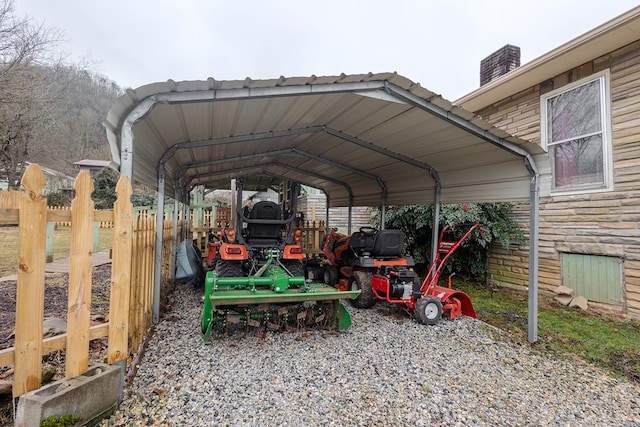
349 231 376 253
370 229 405 258
247 201 281 241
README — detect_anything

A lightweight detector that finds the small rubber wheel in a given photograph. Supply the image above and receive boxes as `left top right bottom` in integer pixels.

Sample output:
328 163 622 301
415 295 443 325
323 265 339 286
349 270 376 308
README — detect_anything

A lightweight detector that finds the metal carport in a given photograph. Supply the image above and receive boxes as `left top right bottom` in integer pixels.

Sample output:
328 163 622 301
104 72 550 342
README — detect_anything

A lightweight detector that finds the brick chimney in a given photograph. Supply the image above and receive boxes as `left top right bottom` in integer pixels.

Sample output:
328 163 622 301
480 44 521 86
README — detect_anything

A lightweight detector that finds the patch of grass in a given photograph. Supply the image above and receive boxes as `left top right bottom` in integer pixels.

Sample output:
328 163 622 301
0 227 19 278
40 414 80 427
0 226 113 278
457 280 640 383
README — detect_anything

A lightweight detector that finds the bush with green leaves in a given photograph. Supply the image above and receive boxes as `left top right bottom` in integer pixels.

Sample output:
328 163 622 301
46 191 69 207
375 203 524 281
92 168 119 209
92 168 157 208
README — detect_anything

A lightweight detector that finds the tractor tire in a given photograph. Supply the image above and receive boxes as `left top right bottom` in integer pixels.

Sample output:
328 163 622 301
323 265 339 286
216 260 244 278
283 260 305 277
415 295 443 325
349 270 376 309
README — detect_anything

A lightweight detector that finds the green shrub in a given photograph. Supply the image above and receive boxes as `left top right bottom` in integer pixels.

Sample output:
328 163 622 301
375 203 524 281
46 191 69 207
92 168 119 209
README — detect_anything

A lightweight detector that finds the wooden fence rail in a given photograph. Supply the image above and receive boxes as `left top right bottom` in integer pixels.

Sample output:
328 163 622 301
49 206 115 228
0 164 176 398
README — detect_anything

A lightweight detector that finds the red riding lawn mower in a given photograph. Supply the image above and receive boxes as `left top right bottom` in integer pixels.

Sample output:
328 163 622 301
320 222 481 325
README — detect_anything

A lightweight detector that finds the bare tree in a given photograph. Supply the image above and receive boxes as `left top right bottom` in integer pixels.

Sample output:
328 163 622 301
0 0 65 188
27 66 122 176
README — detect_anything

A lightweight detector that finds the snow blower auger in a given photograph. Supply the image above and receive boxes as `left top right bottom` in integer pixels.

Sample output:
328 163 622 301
200 199 360 342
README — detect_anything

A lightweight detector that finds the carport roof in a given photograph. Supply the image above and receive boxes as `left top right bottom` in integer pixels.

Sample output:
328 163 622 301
104 72 550 207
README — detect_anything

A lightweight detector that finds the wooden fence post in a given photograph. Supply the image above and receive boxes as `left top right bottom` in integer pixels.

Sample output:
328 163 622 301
313 220 320 251
65 171 95 378
108 176 133 364
143 216 155 330
129 214 143 353
13 164 47 397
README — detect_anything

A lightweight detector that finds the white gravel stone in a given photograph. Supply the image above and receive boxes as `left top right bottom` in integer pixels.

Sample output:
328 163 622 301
99 283 640 427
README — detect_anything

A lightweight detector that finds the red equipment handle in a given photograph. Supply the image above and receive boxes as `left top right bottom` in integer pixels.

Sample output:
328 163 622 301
421 222 483 295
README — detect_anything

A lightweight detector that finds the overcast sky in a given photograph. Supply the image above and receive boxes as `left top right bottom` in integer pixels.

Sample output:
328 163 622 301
13 0 640 101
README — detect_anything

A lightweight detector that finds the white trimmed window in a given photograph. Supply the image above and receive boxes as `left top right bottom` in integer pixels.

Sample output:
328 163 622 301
541 70 612 193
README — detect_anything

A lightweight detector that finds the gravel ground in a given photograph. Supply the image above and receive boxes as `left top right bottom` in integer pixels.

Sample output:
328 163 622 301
99 284 640 427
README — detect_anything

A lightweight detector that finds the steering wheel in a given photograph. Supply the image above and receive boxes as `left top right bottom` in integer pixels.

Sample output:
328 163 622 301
359 226 378 235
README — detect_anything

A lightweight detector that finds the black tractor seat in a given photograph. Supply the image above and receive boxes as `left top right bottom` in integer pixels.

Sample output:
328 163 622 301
246 201 282 243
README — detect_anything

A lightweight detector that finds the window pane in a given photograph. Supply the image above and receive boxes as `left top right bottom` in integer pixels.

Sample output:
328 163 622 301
548 79 602 142
551 135 604 189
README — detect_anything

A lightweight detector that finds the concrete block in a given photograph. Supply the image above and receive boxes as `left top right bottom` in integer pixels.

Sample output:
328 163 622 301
15 363 123 427
554 294 573 306
570 295 589 310
554 286 573 296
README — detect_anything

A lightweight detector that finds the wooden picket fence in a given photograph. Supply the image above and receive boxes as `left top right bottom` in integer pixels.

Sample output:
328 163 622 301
49 206 115 228
0 164 176 398
300 220 327 256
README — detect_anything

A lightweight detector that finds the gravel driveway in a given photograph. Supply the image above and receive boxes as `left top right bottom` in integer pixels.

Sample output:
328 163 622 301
99 283 640 426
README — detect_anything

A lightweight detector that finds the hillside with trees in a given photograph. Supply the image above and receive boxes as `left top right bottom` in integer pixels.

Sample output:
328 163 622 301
0 0 123 189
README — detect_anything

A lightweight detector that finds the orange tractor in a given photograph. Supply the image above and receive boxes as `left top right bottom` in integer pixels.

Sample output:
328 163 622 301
320 223 480 324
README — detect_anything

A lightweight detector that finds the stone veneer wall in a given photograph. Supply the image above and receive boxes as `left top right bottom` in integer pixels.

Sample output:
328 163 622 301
475 40 640 318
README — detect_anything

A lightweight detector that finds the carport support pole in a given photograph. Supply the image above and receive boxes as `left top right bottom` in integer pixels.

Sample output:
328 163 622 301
378 179 388 230
431 184 441 265
152 167 166 324
348 194 353 234
235 179 244 228
182 190 189 241
170 182 180 287
324 192 330 230
380 188 387 230
230 179 237 230
528 176 540 342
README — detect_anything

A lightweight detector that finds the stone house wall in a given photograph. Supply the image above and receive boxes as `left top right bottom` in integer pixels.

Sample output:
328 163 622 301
476 40 640 317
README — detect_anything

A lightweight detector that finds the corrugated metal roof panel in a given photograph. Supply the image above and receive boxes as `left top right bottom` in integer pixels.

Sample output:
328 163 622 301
105 73 550 207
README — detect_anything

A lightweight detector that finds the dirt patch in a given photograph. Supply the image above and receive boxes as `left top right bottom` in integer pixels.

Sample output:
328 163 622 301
0 264 112 352
0 264 111 368
0 263 112 387
0 264 113 424
607 350 640 382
